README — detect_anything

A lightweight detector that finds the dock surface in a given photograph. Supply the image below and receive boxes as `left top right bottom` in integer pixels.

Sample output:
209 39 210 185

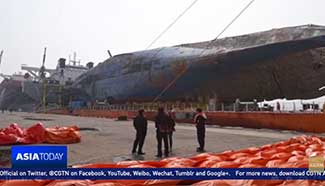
0 112 321 166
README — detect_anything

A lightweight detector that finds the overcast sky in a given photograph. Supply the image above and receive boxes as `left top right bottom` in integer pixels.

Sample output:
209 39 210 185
0 0 325 77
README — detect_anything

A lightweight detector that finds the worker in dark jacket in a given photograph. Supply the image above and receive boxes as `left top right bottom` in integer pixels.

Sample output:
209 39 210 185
167 110 176 152
132 109 148 155
194 108 207 152
155 107 172 157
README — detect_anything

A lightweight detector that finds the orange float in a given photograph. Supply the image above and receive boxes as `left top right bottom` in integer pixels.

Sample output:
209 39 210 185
3 135 325 185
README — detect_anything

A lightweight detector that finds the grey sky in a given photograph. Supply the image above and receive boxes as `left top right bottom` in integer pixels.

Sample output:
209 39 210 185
0 0 324 77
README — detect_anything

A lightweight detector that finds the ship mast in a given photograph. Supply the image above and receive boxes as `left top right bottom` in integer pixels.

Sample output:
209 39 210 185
69 52 80 66
41 47 47 112
0 50 3 66
0 50 5 80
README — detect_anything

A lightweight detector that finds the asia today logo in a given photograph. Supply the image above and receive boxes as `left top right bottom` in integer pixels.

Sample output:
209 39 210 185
15 152 64 161
308 156 325 172
11 146 67 168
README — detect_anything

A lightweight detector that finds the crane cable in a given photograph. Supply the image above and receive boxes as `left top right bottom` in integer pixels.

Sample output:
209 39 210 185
135 0 200 85
145 0 199 50
151 0 256 103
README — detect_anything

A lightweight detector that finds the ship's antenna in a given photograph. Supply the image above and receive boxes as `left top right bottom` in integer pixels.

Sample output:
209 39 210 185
152 0 256 103
69 52 80 66
73 52 76 66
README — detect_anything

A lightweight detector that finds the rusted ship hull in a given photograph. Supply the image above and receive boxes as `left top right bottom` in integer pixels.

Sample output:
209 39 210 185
0 79 62 111
0 79 36 111
73 25 325 103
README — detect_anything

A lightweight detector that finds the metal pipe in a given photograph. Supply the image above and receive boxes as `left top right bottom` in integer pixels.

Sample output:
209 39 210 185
0 50 3 65
107 50 112 58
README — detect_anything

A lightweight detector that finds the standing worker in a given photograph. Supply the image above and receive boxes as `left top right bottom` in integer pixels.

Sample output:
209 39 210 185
155 107 172 157
132 109 147 155
167 110 176 152
194 108 207 152
276 102 281 112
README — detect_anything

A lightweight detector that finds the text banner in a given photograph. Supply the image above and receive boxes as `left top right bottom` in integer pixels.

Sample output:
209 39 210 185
0 168 325 180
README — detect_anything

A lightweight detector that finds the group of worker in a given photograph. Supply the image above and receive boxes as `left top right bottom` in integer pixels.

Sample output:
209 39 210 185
131 107 207 158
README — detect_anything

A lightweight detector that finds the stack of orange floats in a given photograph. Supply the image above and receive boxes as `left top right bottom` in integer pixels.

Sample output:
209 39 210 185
2 135 325 186
0 123 81 145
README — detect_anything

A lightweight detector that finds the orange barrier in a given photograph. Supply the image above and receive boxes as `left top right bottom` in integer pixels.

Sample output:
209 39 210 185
47 109 325 133
74 110 156 121
0 123 81 145
205 112 325 133
45 125 81 144
45 109 70 115
2 135 325 185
